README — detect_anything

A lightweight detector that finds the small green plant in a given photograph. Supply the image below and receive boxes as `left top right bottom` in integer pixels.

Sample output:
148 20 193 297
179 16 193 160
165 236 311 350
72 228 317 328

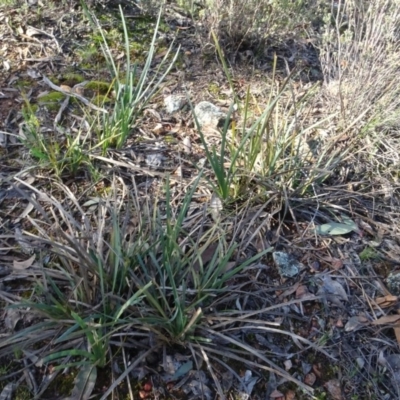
20 99 90 177
359 246 379 261
20 100 50 163
84 5 179 153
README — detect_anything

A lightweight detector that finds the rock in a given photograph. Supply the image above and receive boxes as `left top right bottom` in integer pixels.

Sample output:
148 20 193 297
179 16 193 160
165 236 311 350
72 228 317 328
164 94 187 114
387 272 400 295
272 251 305 278
146 153 164 168
193 101 228 128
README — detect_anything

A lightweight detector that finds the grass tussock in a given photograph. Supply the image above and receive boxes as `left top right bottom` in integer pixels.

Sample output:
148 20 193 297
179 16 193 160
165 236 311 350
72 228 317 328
320 0 400 131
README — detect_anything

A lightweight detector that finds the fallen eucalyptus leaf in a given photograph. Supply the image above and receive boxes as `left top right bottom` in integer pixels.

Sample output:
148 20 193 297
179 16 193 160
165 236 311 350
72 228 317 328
315 219 359 236
170 361 193 380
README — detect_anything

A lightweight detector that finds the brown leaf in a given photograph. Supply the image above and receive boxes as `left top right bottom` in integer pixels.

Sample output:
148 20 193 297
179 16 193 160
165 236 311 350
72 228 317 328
331 258 344 270
285 390 296 400
270 389 284 398
313 363 322 378
304 372 316 386
394 327 400 345
372 314 400 325
344 315 370 332
13 254 35 270
335 317 344 328
295 285 310 299
191 243 219 278
374 295 398 309
173 166 183 178
279 282 300 300
152 123 164 134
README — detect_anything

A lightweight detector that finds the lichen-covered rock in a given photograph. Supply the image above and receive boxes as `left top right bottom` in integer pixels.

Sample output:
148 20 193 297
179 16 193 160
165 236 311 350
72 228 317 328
164 94 187 114
193 101 227 128
273 251 305 278
387 272 400 295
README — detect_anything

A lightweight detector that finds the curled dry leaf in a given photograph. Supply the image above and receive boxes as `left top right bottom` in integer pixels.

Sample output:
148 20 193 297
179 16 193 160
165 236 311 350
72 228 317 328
344 315 370 332
304 372 316 386
13 254 36 270
270 389 284 398
317 275 348 302
312 363 322 378
372 314 400 326
374 295 398 309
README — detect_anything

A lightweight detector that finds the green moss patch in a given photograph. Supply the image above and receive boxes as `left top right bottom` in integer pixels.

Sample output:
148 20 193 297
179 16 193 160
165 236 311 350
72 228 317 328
84 80 112 95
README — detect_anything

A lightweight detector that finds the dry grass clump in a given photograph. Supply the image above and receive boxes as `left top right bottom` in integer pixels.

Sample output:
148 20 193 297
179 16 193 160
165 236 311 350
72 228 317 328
318 0 400 145
292 0 400 201
197 0 326 58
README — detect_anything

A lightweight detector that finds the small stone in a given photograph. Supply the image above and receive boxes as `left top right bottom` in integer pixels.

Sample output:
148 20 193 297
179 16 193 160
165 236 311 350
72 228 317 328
164 94 187 114
146 153 164 168
273 251 304 278
193 101 227 128
387 272 400 296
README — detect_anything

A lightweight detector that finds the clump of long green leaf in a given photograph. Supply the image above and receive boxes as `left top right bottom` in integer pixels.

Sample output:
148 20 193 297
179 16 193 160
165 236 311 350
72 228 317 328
85 5 180 153
0 173 269 397
195 47 343 201
20 100 89 177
